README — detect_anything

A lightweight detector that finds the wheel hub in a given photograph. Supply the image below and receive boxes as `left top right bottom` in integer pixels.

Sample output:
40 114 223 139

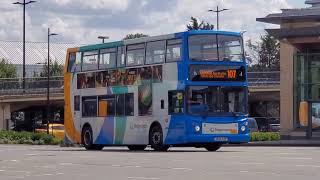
152 132 161 145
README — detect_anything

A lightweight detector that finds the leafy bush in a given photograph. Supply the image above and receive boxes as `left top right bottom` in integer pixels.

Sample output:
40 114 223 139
250 132 280 142
0 131 63 145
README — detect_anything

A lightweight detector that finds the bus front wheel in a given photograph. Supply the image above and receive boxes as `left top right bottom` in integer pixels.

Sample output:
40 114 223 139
82 125 103 151
149 125 169 151
204 143 222 151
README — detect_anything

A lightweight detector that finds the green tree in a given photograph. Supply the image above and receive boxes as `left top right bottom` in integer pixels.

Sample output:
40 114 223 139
123 33 149 40
247 33 280 71
186 17 214 31
0 58 17 78
40 60 64 77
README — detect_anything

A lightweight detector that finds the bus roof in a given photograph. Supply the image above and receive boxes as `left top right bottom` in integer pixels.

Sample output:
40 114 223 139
75 30 242 52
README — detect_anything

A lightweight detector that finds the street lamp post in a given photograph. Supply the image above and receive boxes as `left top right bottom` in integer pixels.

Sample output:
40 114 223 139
98 36 109 43
208 6 229 30
13 0 36 92
46 28 58 134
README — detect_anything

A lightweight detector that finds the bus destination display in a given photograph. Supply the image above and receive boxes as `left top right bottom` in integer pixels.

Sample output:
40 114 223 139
190 65 245 81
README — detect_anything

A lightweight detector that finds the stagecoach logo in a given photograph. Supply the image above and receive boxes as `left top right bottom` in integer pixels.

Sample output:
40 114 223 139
130 123 147 130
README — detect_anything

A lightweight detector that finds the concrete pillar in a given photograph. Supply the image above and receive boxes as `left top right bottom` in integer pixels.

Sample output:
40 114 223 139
280 41 296 135
0 103 11 130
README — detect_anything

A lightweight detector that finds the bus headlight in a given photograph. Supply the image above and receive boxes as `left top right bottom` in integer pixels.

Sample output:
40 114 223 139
195 125 200 132
241 125 246 132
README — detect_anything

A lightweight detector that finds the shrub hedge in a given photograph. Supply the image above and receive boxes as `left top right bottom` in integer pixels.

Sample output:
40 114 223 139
250 132 280 142
0 131 63 145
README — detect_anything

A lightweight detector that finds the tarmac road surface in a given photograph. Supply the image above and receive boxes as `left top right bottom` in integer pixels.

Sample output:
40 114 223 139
0 145 320 180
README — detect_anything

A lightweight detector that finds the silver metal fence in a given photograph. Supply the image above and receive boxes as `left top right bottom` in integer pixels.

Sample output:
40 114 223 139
247 71 280 86
0 76 63 95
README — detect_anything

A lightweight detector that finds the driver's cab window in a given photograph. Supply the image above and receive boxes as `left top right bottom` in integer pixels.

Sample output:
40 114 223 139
168 91 184 114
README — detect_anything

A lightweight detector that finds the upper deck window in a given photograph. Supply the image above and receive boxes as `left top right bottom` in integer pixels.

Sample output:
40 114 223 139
146 41 166 64
189 34 243 62
67 52 76 72
126 43 145 66
117 46 126 67
68 52 81 72
99 48 117 69
218 35 243 62
82 51 98 71
166 39 182 62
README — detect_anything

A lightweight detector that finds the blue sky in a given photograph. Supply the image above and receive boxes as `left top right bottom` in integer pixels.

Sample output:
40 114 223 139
0 0 310 44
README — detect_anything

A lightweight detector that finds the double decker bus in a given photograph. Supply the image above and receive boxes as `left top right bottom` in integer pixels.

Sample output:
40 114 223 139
64 30 249 151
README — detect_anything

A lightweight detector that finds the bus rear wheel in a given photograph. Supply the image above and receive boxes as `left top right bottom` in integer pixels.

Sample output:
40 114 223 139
82 125 103 151
127 145 147 151
149 125 169 151
204 143 222 151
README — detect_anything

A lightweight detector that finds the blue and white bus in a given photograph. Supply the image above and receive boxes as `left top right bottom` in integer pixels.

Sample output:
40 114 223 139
64 30 249 151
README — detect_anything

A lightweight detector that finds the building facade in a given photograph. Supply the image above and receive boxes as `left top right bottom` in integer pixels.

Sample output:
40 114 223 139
257 0 320 138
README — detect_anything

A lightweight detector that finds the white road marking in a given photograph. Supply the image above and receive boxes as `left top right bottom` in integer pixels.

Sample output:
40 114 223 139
288 157 312 160
59 163 73 165
240 171 249 173
25 154 37 156
296 165 320 168
0 170 5 172
111 165 121 167
239 162 265 165
128 177 160 180
171 167 192 171
43 174 53 176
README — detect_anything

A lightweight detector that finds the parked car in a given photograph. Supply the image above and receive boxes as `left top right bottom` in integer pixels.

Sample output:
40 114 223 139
268 124 280 132
247 118 259 132
35 123 65 139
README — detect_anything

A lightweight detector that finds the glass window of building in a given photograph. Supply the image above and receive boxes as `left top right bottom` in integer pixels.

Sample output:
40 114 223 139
146 41 166 64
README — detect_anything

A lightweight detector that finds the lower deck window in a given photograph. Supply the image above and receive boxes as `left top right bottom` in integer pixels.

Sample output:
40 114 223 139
97 93 134 117
82 96 97 117
168 91 184 114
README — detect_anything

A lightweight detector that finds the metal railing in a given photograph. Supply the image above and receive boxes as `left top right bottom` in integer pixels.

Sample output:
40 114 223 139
247 71 280 87
0 76 64 95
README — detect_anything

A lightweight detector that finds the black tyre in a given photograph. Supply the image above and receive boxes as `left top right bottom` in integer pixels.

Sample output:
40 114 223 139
149 125 169 151
82 125 103 150
204 143 222 151
127 145 147 151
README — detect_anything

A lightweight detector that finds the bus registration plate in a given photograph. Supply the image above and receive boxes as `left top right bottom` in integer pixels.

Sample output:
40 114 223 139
202 123 238 134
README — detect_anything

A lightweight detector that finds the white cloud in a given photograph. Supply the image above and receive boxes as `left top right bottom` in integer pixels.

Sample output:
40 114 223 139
0 0 302 44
